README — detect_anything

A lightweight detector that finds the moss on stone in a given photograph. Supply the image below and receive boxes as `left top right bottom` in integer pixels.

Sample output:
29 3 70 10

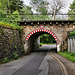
0 21 23 30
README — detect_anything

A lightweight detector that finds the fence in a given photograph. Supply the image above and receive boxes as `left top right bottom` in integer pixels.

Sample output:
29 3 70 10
68 37 75 53
0 14 75 23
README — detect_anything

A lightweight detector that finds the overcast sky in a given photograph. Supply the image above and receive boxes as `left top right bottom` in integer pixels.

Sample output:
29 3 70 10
22 0 74 13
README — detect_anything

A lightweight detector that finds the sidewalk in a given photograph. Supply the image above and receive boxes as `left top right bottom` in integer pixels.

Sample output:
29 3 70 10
53 53 75 75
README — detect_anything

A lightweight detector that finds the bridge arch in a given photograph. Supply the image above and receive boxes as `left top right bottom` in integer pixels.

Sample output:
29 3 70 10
24 29 60 53
25 29 58 41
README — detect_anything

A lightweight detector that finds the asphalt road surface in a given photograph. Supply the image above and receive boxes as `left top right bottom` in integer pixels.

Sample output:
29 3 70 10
12 44 62 75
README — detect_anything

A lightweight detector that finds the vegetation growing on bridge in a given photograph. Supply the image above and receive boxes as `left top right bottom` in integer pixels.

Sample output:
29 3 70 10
58 51 75 62
69 31 75 37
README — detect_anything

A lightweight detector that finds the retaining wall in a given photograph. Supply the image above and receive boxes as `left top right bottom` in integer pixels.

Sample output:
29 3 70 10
0 27 24 62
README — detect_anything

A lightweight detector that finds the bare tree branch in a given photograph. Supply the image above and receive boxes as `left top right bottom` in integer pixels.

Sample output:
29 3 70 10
50 0 65 19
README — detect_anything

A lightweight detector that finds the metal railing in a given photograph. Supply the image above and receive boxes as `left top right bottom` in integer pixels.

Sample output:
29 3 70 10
0 14 75 23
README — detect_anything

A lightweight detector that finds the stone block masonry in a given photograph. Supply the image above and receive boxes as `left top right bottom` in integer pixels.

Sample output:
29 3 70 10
0 27 24 62
19 20 75 54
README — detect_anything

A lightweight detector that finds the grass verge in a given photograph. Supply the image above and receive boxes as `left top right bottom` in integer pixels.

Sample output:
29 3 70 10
58 51 75 62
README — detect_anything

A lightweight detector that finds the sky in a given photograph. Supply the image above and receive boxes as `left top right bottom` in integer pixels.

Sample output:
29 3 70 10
22 0 74 13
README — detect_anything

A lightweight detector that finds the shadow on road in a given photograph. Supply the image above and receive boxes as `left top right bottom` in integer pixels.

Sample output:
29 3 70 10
35 44 57 53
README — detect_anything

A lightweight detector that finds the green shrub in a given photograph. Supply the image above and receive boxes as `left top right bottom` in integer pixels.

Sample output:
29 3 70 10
13 52 19 59
69 31 75 37
40 43 43 46
0 21 23 30
15 46 17 49
70 53 75 56
2 57 8 63
12 11 21 22
21 49 24 52
58 51 75 62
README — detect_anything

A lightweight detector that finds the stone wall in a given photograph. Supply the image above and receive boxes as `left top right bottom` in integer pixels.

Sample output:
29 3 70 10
21 24 75 53
61 38 68 51
24 36 40 54
0 27 24 62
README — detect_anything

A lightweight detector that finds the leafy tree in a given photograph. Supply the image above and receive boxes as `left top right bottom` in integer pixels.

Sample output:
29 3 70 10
0 2 3 9
12 11 21 23
0 0 24 13
68 0 75 20
0 10 21 24
0 0 24 23
30 0 50 20
0 10 6 21
8 0 24 13
20 5 33 20
40 34 56 44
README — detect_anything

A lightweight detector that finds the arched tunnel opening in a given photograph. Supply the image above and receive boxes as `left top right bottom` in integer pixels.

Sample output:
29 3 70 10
25 29 58 54
39 34 57 52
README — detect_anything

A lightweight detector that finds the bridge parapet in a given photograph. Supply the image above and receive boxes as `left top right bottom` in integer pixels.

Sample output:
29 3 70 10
18 20 75 26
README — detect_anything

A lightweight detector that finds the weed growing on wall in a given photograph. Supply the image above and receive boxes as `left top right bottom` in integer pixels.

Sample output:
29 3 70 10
2 57 8 63
13 51 19 59
1 27 5 35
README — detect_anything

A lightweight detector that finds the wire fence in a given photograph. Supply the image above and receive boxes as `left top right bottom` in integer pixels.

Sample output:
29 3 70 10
0 14 75 23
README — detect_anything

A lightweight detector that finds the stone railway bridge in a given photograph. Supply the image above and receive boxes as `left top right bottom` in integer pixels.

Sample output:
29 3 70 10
18 20 75 54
